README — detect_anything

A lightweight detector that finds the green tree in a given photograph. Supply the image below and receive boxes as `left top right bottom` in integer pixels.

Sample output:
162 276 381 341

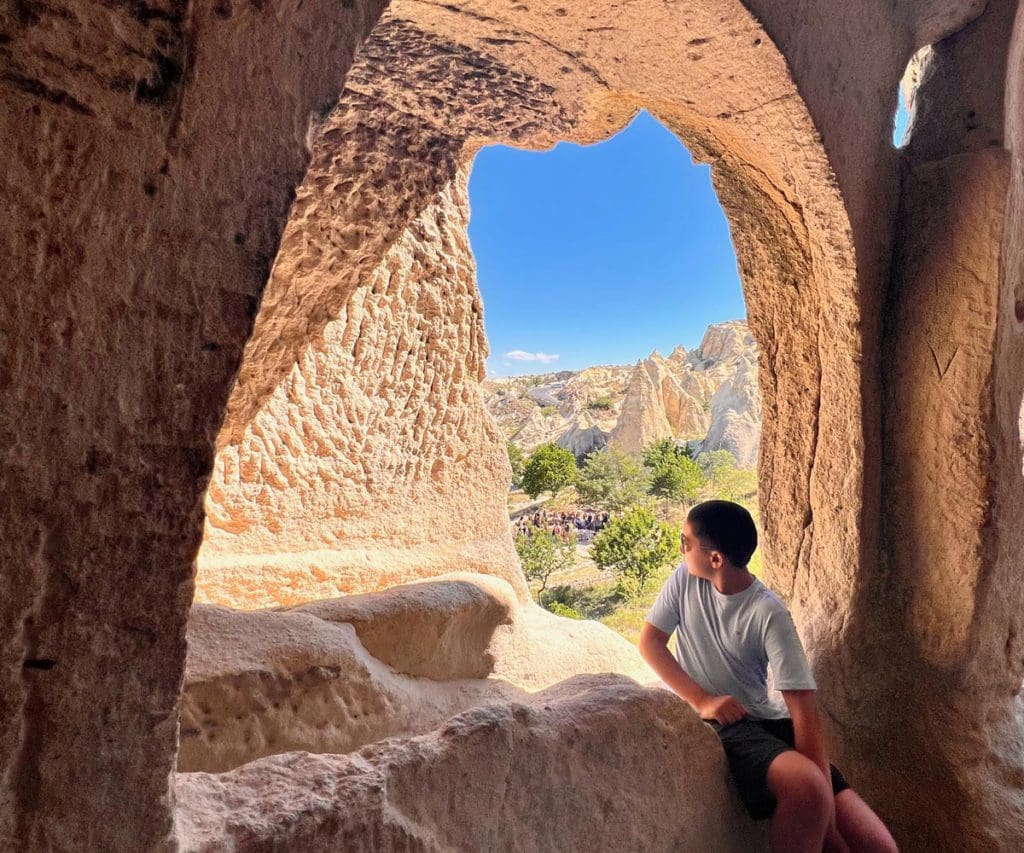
642 437 687 468
507 441 526 488
697 449 738 483
643 439 704 503
696 449 757 502
715 466 758 502
591 506 679 599
650 454 706 503
577 448 652 512
520 443 578 499
515 528 577 596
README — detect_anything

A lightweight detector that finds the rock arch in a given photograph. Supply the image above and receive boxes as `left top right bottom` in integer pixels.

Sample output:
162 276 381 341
2 0 1022 849
201 1 863 634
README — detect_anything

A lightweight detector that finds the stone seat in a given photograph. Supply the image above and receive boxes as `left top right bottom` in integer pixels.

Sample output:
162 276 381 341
175 675 768 851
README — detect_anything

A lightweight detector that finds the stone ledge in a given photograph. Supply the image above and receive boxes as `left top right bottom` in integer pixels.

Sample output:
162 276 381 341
175 675 767 851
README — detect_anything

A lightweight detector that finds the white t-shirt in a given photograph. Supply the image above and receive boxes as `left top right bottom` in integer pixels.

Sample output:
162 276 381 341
645 562 816 719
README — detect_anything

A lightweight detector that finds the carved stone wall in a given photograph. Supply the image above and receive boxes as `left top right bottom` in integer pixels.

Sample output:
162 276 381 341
0 1 390 847
2 0 1022 849
198 173 524 606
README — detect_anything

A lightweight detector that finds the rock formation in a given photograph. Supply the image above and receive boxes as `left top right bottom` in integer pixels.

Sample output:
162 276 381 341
3 0 1023 850
197 175 524 608
488 320 761 465
180 573 650 773
556 410 609 459
176 675 766 851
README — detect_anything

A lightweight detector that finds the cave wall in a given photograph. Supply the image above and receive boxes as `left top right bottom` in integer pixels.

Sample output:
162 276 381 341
0 0 389 848
2 0 1023 849
865 0 1024 846
198 173 525 607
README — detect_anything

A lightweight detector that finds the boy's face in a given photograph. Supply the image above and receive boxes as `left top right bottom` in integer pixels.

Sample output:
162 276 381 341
681 521 718 579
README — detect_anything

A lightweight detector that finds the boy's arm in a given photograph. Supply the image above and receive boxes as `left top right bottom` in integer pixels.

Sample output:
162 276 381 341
781 689 830 780
639 622 747 724
783 690 847 850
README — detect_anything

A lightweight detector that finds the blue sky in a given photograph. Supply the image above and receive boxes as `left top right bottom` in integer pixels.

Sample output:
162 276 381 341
467 110 745 377
893 89 910 146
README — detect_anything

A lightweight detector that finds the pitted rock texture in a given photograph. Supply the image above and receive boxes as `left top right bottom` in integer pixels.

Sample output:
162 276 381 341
219 14 578 448
198 174 525 607
175 675 767 852
4 0 1022 848
180 574 654 773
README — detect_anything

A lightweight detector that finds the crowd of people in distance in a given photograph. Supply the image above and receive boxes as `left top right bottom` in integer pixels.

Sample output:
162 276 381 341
513 508 610 543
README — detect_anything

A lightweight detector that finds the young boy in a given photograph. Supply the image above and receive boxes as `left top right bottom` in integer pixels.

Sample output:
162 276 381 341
639 500 897 853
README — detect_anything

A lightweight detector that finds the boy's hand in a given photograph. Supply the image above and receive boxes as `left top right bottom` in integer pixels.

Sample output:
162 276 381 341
696 694 748 724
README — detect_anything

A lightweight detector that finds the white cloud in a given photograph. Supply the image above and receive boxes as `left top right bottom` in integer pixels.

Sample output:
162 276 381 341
505 349 560 364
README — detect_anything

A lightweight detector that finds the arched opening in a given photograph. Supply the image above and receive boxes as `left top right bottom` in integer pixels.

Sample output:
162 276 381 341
471 110 760 635
198 7 861 620
4 0 919 847
894 45 934 148
178 4 863 835
11 0 1024 846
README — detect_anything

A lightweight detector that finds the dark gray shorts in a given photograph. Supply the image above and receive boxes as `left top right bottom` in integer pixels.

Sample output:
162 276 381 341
712 717 850 820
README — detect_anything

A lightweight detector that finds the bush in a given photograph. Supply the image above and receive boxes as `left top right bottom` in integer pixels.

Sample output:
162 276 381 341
591 506 679 599
697 449 738 481
539 405 559 417
587 396 614 411
577 448 652 512
713 466 758 501
542 584 619 620
507 441 525 488
545 601 584 620
515 528 577 596
641 438 692 468
520 443 578 499
650 456 705 503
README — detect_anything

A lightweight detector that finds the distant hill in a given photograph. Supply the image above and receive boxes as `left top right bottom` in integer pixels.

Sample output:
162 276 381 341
482 320 760 467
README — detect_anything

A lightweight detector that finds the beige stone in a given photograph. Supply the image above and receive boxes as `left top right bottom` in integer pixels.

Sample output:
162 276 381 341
175 675 767 852
488 323 759 463
197 175 525 606
609 323 761 461
180 574 653 774
3 0 1023 849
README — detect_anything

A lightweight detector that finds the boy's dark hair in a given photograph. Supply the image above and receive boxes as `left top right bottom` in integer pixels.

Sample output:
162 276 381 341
687 500 758 568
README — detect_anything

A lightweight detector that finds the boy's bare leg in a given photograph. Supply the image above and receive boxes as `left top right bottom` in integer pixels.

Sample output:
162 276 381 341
766 751 832 853
834 789 899 852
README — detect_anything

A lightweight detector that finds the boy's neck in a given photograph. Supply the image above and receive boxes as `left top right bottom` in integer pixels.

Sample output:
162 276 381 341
710 566 756 595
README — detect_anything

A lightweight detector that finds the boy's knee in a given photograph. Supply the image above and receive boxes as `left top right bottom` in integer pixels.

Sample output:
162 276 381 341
780 772 832 818
769 754 833 820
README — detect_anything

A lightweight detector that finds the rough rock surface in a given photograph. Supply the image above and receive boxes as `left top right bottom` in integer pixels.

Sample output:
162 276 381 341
3 0 1020 848
699 353 762 466
181 573 654 773
197 174 525 607
175 675 767 852
556 410 609 459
